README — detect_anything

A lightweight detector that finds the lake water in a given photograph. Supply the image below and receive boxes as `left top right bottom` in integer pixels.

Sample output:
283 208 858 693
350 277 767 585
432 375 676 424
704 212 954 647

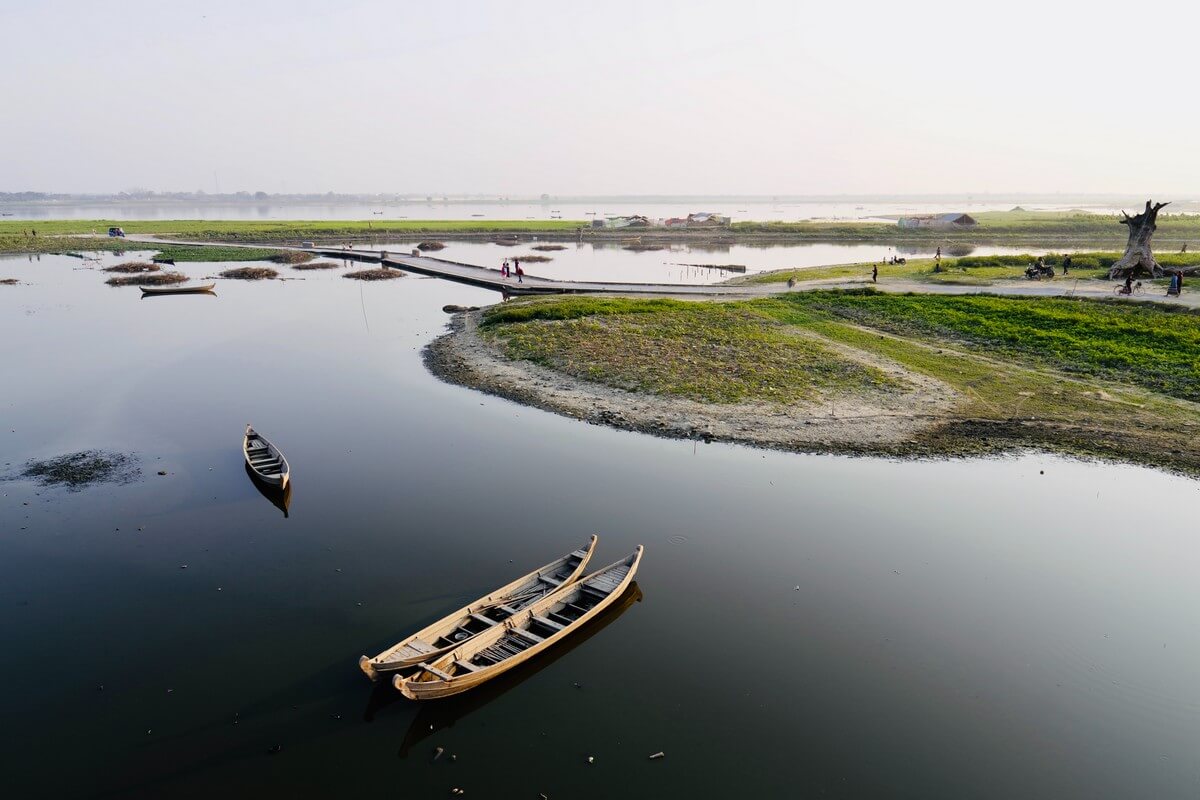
0 198 1168 223
2 251 1198 799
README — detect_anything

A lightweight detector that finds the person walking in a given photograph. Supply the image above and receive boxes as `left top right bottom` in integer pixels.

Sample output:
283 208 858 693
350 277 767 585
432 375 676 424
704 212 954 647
502 258 509 278
515 263 524 283
872 264 878 283
1062 254 1072 275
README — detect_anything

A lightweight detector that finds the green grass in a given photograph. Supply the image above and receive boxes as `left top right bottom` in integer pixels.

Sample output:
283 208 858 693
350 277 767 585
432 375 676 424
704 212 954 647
481 297 899 403
152 245 282 262
764 290 1200 402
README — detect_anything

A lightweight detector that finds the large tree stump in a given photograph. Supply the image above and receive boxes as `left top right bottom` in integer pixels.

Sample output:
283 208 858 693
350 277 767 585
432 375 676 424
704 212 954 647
1108 200 1169 278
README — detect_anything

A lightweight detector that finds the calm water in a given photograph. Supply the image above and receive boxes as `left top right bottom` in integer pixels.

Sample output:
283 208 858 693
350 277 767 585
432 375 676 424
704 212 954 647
2 252 1198 799
382 241 1062 285
0 199 1152 223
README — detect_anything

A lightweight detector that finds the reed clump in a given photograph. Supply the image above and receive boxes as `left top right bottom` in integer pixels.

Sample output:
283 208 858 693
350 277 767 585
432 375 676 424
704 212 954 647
531 244 566 251
270 251 314 265
513 254 553 262
106 272 187 286
344 268 401 281
103 261 161 273
220 267 279 280
417 241 446 251
291 260 340 270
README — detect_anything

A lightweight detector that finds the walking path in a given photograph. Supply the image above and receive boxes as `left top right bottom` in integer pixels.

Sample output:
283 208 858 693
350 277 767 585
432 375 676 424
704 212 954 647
121 235 1200 306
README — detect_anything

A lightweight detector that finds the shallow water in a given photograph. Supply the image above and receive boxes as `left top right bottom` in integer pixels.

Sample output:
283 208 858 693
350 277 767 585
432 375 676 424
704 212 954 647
381 240 1061 285
2 253 1198 799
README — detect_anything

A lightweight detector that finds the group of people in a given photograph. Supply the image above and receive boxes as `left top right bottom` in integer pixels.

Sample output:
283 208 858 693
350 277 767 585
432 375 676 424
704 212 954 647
1167 270 1186 296
500 258 524 283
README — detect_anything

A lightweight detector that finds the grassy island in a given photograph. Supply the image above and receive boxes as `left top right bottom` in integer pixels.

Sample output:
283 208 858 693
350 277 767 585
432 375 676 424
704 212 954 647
429 291 1200 474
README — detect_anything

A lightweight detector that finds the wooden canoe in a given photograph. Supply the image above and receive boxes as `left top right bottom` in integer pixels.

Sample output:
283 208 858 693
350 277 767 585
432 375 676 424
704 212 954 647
360 536 599 681
243 424 290 489
139 283 216 295
393 545 643 700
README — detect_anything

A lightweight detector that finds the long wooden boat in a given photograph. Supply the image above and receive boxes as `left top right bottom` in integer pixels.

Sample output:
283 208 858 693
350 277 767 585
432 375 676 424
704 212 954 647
360 536 598 681
393 546 643 700
139 283 216 295
243 425 290 489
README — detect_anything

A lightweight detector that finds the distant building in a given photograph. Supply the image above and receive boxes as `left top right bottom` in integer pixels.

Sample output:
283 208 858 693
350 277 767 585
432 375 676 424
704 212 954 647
897 213 978 229
685 212 731 228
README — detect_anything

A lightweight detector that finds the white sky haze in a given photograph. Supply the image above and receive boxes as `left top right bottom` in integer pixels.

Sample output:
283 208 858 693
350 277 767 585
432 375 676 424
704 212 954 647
4 0 1199 195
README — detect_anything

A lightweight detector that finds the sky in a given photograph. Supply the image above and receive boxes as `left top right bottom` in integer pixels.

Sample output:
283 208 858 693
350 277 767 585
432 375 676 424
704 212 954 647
4 0 1199 196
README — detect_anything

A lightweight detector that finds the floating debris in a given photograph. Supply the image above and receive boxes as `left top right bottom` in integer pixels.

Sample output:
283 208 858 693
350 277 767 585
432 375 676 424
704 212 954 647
0 278 18 286
649 751 665 760
268 744 282 755
17 450 140 490
512 254 553 262
433 746 445 762
531 244 566 251
417 241 446 251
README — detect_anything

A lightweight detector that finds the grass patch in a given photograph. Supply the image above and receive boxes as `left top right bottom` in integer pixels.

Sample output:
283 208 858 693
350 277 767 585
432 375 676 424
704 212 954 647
153 245 281 263
765 290 1200 402
291 260 339 270
513 254 553 262
482 298 899 403
106 271 187 286
17 451 140 490
417 241 446 251
102 261 160 273
344 268 401 281
532 244 566 251
220 267 278 280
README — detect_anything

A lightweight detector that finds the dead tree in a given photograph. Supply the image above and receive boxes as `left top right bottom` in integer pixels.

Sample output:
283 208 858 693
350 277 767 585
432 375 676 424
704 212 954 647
1108 200 1169 279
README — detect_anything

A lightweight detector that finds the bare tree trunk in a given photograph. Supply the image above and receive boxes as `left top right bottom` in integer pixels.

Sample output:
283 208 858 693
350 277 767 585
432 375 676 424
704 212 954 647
1108 200 1169 278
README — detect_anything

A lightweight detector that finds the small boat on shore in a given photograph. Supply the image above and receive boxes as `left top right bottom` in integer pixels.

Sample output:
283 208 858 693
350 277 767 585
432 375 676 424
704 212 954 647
393 546 643 700
140 283 215 296
243 425 289 489
360 536 598 681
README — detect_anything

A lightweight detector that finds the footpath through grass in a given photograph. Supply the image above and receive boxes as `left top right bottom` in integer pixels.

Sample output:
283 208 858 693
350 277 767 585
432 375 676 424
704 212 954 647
481 297 899 404
767 290 1200 402
477 290 1200 470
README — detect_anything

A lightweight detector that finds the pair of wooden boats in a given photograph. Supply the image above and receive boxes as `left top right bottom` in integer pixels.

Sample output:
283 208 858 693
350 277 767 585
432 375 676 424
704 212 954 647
360 537 643 700
243 424 290 489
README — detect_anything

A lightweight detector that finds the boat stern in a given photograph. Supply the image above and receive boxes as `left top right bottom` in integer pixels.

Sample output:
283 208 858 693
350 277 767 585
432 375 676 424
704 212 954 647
359 655 379 682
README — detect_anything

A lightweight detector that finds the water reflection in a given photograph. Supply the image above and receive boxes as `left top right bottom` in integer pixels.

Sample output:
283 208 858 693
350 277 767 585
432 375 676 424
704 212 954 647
244 462 292 518
367 583 643 757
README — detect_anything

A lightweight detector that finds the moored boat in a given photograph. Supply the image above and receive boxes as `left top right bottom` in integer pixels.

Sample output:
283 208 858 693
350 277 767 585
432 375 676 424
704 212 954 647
243 425 290 489
140 283 216 296
360 536 598 681
393 546 643 700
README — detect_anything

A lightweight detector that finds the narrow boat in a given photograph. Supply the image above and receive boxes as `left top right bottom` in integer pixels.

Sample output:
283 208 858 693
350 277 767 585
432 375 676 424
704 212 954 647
243 425 290 489
393 546 643 700
360 536 598 681
140 283 216 296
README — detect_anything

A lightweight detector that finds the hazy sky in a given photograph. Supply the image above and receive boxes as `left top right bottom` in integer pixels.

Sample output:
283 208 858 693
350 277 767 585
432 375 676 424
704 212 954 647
4 0 1198 196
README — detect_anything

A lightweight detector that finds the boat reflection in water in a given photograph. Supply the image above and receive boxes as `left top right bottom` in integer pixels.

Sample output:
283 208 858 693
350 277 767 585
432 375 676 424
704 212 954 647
244 462 292 518
364 582 643 757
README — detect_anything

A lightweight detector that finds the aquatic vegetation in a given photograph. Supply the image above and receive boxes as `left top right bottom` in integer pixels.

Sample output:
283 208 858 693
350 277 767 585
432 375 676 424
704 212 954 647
106 271 187 286
344 268 402 281
1 278 17 285
531 244 566 251
290 260 340 270
153 246 281 262
417 241 446 251
512 254 553 262
220 267 279 280
18 450 140 490
270 251 314 265
102 261 160 273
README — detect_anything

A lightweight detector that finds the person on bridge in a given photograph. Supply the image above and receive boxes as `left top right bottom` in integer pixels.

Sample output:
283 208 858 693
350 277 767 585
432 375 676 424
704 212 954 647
515 263 524 283
501 258 509 278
